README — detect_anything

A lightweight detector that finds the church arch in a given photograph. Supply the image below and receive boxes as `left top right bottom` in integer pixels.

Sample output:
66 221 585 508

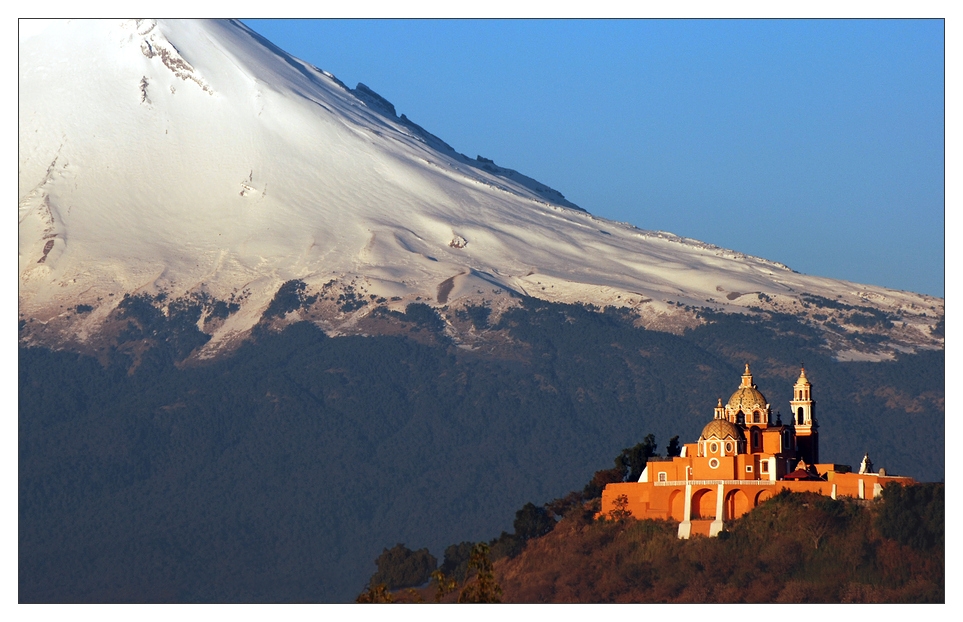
691 487 716 520
725 489 751 520
754 489 772 507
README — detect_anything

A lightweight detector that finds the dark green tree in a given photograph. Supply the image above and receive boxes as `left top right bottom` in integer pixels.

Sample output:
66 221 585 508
440 541 475 582
488 531 523 560
368 543 438 590
582 466 624 500
404 303 445 331
876 482 944 551
666 435 682 457
513 502 556 542
618 434 659 482
545 490 585 520
583 434 662 499
262 279 307 318
800 495 849 550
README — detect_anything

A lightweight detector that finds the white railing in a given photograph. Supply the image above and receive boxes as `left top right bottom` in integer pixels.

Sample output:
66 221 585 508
655 479 776 487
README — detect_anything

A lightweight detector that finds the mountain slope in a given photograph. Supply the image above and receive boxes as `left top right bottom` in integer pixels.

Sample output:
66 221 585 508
18 19 942 360
19 307 944 602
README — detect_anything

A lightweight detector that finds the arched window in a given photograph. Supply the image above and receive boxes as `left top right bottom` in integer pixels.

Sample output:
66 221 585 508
736 411 745 425
752 429 761 450
797 407 804 425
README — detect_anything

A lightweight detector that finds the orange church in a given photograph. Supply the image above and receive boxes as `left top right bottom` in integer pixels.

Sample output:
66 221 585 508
601 364 913 538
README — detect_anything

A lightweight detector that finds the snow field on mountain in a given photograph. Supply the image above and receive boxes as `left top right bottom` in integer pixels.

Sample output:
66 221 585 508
19 19 942 358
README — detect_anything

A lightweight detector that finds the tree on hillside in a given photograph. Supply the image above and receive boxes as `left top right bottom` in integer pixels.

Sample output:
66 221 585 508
355 583 394 603
440 541 475 582
800 496 848 550
404 303 445 331
368 543 437 590
582 434 664 499
458 543 502 603
666 435 682 457
582 466 624 499
875 482 944 551
488 530 523 560
618 434 660 482
262 279 308 318
545 490 587 521
513 502 555 542
608 494 632 522
429 569 458 602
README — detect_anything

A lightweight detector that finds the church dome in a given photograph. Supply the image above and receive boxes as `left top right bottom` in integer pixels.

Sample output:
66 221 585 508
727 385 768 411
700 419 744 441
726 363 768 412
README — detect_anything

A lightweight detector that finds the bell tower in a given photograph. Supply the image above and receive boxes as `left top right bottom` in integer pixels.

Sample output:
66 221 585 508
790 366 818 464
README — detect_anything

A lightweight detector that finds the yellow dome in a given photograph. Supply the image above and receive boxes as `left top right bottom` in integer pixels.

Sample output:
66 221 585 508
727 363 768 412
727 386 768 412
700 419 744 441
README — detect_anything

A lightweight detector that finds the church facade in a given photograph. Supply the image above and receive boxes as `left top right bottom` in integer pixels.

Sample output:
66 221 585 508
601 364 914 538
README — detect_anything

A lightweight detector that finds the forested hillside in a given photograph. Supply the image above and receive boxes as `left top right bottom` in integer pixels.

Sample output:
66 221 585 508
19 298 943 602
476 485 943 603
361 447 943 604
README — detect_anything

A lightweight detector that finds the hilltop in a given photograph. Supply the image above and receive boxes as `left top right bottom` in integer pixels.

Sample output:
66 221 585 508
366 475 944 603
498 485 943 603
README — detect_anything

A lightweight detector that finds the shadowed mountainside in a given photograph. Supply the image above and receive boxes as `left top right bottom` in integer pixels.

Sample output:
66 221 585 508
19 298 943 602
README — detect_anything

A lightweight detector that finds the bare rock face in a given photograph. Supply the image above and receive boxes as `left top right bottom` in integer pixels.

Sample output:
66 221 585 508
19 19 943 361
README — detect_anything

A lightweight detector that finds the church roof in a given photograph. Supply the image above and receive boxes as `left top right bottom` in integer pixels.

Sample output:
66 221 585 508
699 419 744 441
727 386 768 412
783 468 822 481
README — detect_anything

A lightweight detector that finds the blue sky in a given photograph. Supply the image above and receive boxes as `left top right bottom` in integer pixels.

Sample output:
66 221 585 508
244 19 945 297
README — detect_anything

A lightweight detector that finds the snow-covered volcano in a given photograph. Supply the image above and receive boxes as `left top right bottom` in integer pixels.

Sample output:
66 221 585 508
18 19 943 360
